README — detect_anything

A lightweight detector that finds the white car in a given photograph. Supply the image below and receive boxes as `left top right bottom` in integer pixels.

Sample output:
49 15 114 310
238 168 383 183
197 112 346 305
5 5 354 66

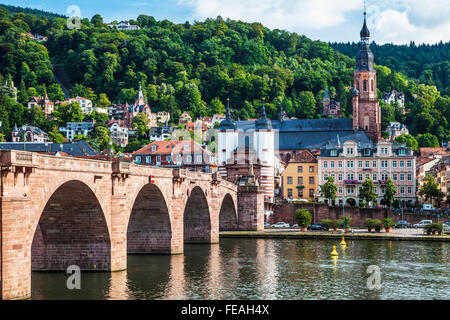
271 222 290 228
413 220 432 228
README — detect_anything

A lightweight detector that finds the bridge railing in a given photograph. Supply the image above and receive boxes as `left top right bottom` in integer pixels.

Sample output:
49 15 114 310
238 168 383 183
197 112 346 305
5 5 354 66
0 150 35 167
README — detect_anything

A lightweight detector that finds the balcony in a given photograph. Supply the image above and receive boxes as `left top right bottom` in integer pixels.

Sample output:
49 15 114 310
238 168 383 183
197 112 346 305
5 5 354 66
344 179 358 184
378 180 388 185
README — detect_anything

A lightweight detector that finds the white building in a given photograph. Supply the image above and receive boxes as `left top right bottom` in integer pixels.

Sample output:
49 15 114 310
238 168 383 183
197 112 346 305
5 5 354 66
108 123 128 147
383 90 405 108
11 125 49 142
116 21 140 31
59 122 94 141
66 97 93 114
387 122 409 140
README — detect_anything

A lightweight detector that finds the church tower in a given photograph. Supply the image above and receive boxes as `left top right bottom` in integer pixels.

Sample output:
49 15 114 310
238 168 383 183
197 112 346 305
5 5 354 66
352 11 381 143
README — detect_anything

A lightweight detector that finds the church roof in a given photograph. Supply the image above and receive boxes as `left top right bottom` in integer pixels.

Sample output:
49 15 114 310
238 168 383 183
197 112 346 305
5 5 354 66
235 118 372 150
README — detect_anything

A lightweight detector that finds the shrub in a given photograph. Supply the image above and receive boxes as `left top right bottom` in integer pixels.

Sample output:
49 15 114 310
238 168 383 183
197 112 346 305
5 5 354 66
295 209 312 227
359 201 367 207
330 219 340 230
364 218 374 230
424 223 443 235
320 219 332 231
341 216 352 229
383 218 395 229
373 219 383 231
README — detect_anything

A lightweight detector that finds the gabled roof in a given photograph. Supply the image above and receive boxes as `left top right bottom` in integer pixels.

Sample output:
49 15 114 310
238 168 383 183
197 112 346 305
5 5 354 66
290 150 317 163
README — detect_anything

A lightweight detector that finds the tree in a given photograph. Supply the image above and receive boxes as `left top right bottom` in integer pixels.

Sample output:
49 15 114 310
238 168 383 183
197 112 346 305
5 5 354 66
48 126 65 143
131 113 150 140
394 134 418 150
420 174 444 207
295 91 316 119
383 178 397 207
56 101 84 126
319 176 337 205
359 179 377 206
91 14 104 28
97 93 111 108
416 133 440 148
92 126 110 151
47 83 65 101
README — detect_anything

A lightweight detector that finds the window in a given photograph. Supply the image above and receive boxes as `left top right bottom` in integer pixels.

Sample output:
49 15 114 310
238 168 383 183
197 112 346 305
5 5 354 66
407 160 412 168
407 173 412 181
297 166 303 173
400 174 405 181
365 161 370 168
393 161 397 168
372 160 377 168
338 186 343 194
338 174 343 181
347 173 354 180
298 177 303 185
324 173 328 181
156 155 161 163
186 155 192 163
400 186 405 194
347 161 354 168
381 147 388 154
197 155 202 163
381 160 388 168
347 147 354 155
364 149 370 156
338 161 343 168
330 161 335 168
400 161 405 168
298 188 303 197
309 189 314 197
146 156 151 163
382 173 388 180
381 187 386 194
365 173 370 180
309 166 314 173
407 186 412 194
287 177 293 184
309 177 315 184
135 156 141 163
347 186 354 194
363 80 367 91
398 149 406 155
358 174 363 181
358 161 363 168
373 173 377 181
151 145 157 151
287 189 293 198
393 173 398 181
330 150 337 156
324 161 328 168
374 187 377 194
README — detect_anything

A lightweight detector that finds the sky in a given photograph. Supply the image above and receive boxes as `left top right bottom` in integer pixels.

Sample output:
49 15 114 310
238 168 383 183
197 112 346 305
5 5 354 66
2 0 449 44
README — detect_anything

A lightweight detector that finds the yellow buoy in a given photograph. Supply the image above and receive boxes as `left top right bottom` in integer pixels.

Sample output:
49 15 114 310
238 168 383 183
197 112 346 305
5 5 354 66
340 237 347 246
331 245 339 256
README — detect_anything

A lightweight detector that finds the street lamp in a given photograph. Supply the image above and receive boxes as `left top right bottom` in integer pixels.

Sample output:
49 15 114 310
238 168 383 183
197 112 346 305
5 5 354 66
109 140 113 162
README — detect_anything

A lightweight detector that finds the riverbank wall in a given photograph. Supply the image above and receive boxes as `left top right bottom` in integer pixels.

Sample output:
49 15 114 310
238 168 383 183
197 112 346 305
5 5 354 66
269 203 450 227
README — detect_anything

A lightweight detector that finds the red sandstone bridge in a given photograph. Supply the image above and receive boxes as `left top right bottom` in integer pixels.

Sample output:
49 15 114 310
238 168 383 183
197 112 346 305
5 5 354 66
0 150 264 299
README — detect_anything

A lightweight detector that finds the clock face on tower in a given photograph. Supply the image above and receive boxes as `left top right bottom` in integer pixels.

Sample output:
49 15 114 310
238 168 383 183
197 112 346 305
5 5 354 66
361 73 369 80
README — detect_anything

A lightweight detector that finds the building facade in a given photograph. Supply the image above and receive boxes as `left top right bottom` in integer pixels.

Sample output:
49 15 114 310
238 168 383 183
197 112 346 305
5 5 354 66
66 97 93 114
132 140 217 173
281 150 318 201
386 122 409 141
318 140 416 207
322 89 342 118
59 122 94 141
11 125 49 142
108 122 129 147
27 95 54 117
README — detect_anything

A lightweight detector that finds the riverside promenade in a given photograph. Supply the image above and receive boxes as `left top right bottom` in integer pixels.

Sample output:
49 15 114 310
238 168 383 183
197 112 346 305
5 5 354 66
220 228 450 242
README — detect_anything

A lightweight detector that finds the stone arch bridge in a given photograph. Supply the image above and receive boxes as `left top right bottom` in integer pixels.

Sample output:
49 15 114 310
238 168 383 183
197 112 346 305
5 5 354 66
0 150 264 299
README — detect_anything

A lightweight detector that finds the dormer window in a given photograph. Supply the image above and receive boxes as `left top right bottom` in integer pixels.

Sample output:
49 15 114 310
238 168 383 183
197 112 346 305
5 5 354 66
151 145 157 152
346 147 354 155
330 149 337 156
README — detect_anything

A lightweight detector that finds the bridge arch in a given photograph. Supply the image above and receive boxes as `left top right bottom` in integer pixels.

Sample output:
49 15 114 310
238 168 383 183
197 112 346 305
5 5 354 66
127 183 172 254
31 180 111 271
219 193 238 231
184 186 211 243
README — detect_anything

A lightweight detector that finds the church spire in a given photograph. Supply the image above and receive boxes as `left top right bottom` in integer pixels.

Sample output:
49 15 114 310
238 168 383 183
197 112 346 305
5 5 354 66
219 98 236 130
360 9 370 43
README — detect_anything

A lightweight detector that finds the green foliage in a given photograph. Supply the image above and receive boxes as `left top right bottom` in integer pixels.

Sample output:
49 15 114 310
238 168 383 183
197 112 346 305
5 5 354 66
364 218 374 230
383 178 397 207
330 219 340 230
372 219 383 232
340 216 352 229
55 101 84 126
383 218 394 229
132 113 150 140
295 209 312 227
416 133 440 148
424 223 444 235
320 219 332 231
393 134 418 150
420 174 445 205
359 178 377 204
319 176 337 203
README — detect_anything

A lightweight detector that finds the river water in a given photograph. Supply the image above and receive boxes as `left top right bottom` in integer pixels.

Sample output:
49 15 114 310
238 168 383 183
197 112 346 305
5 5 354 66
31 238 450 300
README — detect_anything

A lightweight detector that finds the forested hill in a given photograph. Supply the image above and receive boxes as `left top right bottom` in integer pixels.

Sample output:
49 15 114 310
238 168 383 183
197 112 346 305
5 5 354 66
0 6 449 146
0 4 66 19
331 41 450 96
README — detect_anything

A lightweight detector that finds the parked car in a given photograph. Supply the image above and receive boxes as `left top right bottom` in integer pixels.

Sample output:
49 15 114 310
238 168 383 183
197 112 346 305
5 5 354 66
395 220 411 228
271 222 290 228
292 224 299 228
413 220 432 228
264 222 271 228
443 222 450 230
307 224 326 231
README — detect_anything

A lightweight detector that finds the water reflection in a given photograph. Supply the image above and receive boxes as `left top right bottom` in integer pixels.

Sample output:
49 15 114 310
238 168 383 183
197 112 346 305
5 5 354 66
31 239 450 300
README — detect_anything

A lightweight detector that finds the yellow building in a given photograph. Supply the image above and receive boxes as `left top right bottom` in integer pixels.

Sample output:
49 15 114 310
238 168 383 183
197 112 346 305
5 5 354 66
281 150 318 201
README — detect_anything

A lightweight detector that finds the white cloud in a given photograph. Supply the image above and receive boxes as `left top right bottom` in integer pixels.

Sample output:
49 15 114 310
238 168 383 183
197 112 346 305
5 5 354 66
179 0 450 44
179 0 360 29
374 8 450 44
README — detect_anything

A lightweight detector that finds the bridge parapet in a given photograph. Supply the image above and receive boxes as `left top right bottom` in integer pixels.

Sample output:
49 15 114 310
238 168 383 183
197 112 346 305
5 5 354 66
0 150 36 169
